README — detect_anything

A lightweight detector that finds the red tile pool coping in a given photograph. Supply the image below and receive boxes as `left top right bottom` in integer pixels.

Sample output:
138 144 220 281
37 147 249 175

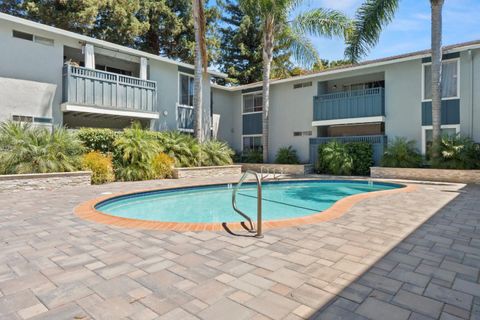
74 181 416 232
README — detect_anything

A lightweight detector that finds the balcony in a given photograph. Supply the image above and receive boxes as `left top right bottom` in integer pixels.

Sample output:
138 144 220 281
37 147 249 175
62 65 158 119
313 87 385 125
176 104 194 132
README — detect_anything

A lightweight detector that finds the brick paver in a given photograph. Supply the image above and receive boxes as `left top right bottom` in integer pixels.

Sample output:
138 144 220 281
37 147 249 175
0 176 479 319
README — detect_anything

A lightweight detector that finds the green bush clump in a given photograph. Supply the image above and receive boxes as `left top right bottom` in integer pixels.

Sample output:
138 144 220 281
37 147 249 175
82 151 115 184
431 134 480 169
316 141 373 175
113 124 162 181
154 131 200 167
381 137 422 168
0 121 84 174
242 148 263 163
318 141 353 175
275 146 299 164
77 128 117 153
200 140 234 166
347 142 373 176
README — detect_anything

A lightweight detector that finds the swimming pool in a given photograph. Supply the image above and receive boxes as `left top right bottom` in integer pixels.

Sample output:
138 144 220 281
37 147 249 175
95 180 402 223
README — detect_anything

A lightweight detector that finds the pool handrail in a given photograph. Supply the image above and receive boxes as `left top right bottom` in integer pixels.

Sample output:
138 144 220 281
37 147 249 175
232 170 263 238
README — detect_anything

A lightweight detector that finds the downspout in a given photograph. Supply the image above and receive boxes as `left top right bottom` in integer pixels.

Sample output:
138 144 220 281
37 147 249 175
468 50 474 137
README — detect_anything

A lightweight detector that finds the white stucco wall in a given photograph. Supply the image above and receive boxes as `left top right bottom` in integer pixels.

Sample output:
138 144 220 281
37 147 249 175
0 21 64 125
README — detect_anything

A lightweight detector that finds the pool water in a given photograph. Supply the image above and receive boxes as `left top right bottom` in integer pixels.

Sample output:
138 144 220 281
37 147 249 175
96 180 401 223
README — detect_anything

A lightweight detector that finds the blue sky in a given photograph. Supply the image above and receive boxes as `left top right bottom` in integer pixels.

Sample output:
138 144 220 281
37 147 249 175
295 0 480 62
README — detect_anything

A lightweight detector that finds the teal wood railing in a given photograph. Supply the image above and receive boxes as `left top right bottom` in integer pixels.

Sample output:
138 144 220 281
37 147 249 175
62 65 157 112
313 87 385 121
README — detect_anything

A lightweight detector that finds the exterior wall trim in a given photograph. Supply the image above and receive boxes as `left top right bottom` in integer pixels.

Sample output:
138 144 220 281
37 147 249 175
312 116 385 127
61 103 160 119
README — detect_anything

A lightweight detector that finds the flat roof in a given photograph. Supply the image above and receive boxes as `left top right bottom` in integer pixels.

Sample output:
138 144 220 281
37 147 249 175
212 39 480 91
0 12 227 78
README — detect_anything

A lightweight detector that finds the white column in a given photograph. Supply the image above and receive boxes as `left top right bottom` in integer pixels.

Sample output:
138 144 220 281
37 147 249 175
140 57 148 80
83 43 95 69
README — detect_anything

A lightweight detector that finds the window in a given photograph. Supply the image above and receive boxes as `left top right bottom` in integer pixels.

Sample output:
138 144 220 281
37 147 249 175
12 30 54 46
293 82 312 89
293 131 312 137
96 64 133 76
243 93 262 113
34 35 54 46
12 115 33 122
422 125 459 155
12 30 33 41
423 60 458 100
243 136 262 151
179 73 194 106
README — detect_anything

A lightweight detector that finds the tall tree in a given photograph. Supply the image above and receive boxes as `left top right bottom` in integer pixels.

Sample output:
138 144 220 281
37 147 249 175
219 0 263 85
192 0 208 142
239 0 351 162
345 0 445 160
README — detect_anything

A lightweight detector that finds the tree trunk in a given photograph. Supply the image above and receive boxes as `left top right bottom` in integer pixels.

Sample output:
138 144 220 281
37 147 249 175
262 15 274 163
193 0 204 143
430 0 444 159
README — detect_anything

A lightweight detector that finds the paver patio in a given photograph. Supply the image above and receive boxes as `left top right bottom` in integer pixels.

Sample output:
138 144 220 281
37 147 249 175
0 176 479 319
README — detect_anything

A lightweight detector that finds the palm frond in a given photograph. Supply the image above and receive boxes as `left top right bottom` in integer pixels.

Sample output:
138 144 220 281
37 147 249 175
284 28 320 67
292 8 352 39
345 0 399 63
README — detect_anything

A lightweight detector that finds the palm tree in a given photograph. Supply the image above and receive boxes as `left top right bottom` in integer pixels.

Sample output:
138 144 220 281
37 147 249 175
345 0 445 160
239 0 351 162
192 0 208 143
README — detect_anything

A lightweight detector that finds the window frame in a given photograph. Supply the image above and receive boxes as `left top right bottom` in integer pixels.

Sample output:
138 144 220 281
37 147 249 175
242 91 263 114
241 134 263 152
420 124 460 155
421 58 460 102
178 72 195 107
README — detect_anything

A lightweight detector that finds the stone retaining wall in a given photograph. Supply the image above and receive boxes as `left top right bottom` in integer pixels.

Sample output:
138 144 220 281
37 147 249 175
0 171 92 192
239 163 314 175
371 167 480 183
172 165 242 179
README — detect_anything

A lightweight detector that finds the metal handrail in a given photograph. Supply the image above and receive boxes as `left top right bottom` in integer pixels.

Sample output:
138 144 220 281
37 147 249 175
232 170 263 238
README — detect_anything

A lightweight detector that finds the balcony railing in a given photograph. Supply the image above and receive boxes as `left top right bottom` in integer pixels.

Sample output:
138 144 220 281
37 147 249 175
313 87 385 121
176 104 194 132
62 65 157 112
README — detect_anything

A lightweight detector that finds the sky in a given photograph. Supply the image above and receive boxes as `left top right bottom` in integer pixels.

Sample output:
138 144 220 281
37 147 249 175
294 0 480 62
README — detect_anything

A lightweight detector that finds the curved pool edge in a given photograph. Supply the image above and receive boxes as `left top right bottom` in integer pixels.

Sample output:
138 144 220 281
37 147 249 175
74 180 417 232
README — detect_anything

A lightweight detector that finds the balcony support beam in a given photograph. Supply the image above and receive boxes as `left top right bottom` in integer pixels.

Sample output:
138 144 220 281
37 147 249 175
312 116 385 127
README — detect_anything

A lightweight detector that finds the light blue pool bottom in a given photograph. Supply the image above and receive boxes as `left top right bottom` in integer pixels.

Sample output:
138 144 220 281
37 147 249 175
96 180 402 223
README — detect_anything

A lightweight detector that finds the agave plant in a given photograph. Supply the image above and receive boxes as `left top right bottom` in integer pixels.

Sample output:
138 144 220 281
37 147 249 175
0 121 84 174
113 124 162 181
200 140 234 166
432 134 480 169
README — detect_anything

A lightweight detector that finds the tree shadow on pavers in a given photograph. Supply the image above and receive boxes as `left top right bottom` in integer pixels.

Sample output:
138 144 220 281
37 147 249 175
305 184 479 320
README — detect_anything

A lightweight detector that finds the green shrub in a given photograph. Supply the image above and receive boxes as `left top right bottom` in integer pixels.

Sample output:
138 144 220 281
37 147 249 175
152 152 175 179
275 146 299 164
82 151 115 184
200 140 234 166
346 142 373 176
154 131 200 167
320 141 353 175
0 121 84 174
242 148 263 163
381 137 422 168
77 128 116 153
431 134 480 169
113 124 161 181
